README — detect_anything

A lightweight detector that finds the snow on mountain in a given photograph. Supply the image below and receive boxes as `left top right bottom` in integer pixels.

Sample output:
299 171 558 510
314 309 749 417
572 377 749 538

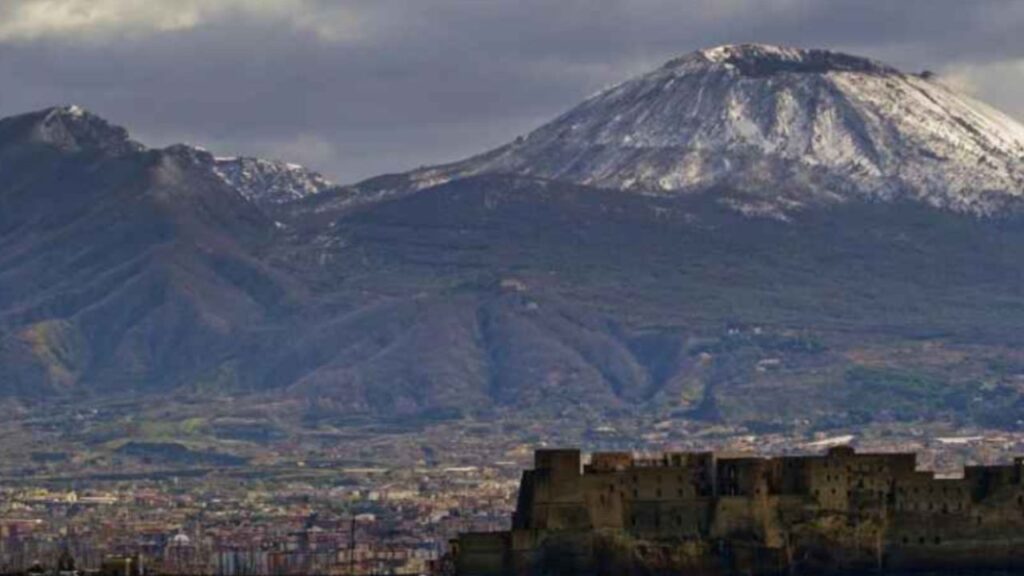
17 105 145 156
408 44 1024 216
213 155 335 205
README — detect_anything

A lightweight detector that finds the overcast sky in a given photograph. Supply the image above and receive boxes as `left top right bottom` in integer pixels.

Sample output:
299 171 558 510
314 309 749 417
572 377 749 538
1 0 1022 183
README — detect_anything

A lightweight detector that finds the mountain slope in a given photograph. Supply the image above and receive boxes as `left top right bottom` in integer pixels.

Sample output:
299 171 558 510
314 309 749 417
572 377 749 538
265 174 1024 425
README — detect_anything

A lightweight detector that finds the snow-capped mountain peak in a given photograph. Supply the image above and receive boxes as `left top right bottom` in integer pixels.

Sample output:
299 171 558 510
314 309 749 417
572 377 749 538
408 44 1024 216
212 156 335 205
25 105 145 155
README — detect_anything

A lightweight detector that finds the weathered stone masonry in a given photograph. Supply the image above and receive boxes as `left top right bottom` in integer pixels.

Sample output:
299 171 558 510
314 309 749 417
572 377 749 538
452 447 1024 575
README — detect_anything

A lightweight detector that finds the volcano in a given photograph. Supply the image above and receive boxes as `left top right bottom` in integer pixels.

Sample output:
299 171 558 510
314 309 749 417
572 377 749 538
377 44 1024 217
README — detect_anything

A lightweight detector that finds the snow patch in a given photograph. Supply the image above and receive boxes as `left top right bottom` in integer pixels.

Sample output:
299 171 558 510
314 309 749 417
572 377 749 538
213 156 334 205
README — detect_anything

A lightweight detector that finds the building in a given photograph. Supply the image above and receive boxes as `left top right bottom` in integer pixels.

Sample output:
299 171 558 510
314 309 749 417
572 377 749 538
450 447 1024 575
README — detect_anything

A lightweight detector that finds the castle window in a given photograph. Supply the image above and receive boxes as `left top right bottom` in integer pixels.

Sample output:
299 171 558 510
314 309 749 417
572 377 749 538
656 489 662 498
934 537 941 545
919 537 925 545
633 489 638 499
902 537 909 545
678 489 684 498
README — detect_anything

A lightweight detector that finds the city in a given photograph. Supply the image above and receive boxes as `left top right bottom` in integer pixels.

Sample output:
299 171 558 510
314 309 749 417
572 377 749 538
4 407 1024 574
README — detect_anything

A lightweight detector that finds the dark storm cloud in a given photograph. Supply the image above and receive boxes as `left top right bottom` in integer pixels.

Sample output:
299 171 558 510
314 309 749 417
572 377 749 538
1 0 1022 182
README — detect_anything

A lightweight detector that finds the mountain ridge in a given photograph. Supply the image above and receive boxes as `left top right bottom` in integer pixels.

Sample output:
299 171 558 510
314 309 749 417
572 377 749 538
0 105 335 210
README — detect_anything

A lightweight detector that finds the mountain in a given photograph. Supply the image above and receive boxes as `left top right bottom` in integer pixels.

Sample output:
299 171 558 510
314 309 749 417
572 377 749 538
4 46 1024 435
364 44 1024 217
0 106 298 398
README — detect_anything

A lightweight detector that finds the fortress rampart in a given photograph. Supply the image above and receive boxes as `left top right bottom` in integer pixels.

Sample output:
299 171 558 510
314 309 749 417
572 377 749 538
451 447 1024 575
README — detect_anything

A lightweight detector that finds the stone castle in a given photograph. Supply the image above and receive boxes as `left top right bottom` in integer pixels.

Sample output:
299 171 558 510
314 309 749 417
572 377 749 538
449 447 1024 575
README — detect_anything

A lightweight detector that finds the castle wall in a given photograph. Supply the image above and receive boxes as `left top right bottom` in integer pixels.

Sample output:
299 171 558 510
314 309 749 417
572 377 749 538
454 447 1024 576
